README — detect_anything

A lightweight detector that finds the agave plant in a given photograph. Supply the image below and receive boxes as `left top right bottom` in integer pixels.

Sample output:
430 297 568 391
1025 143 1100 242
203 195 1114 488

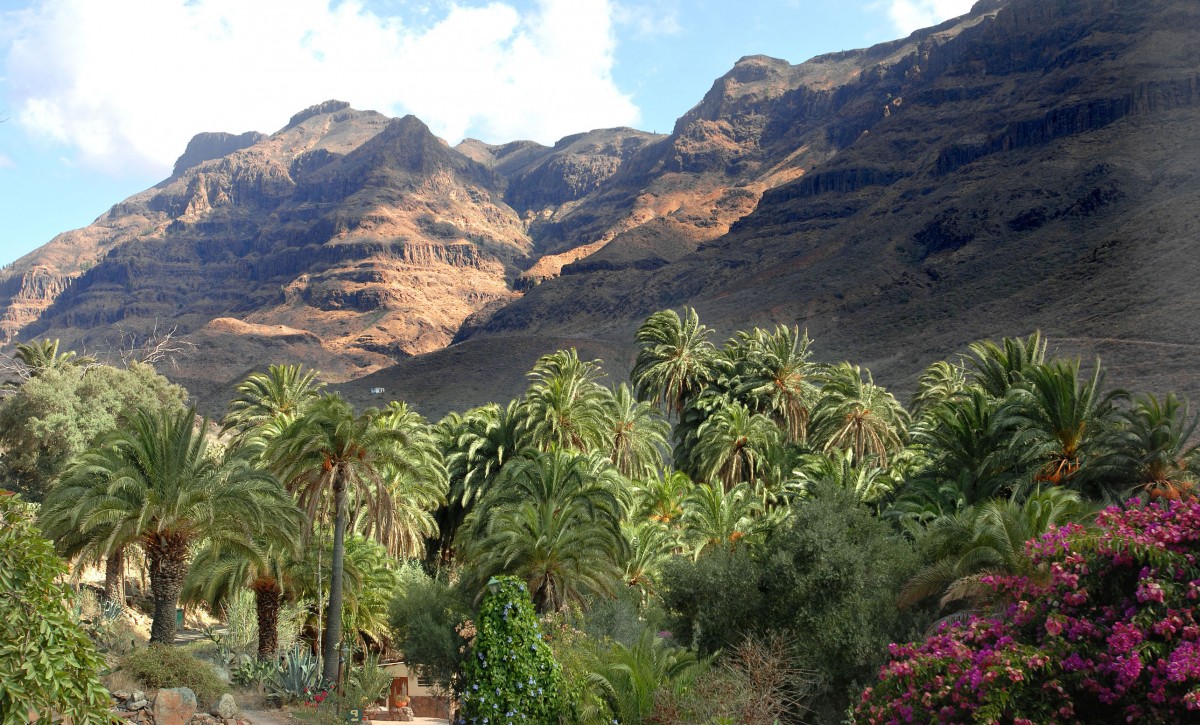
266 646 320 704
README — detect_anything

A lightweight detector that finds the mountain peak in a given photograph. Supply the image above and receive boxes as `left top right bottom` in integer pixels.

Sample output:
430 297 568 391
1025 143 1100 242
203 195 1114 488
285 99 352 129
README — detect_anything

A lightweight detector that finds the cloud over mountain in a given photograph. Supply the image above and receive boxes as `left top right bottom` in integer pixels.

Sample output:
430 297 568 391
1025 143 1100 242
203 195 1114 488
2 0 640 175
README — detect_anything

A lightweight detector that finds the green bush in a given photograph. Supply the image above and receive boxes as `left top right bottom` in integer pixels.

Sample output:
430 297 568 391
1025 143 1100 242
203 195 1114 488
458 576 563 724
0 494 113 721
119 644 224 704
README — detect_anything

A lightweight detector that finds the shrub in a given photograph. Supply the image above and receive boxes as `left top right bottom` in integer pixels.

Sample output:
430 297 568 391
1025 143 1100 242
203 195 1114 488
458 576 563 724
858 498 1200 723
387 565 470 692
119 644 224 704
0 494 113 720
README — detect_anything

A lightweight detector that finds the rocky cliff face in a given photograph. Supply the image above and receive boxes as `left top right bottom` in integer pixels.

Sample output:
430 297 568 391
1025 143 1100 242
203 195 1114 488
5 0 1199 416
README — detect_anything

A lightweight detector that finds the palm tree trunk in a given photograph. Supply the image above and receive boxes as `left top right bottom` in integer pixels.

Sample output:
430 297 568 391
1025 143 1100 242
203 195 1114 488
253 580 282 659
103 545 125 605
147 535 188 644
322 472 348 684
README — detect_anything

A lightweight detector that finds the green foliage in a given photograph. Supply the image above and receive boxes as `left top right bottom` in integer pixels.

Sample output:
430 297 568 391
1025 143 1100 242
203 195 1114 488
387 564 470 691
343 652 392 709
265 646 320 705
661 486 926 718
0 495 114 723
0 361 186 501
231 659 277 687
459 576 563 724
119 644 225 704
587 628 707 724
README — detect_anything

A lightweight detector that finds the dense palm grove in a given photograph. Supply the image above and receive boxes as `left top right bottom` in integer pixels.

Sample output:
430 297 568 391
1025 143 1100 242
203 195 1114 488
4 311 1200 723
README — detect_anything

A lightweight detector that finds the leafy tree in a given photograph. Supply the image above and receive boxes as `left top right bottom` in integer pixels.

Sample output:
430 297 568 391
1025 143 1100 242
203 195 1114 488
631 307 718 418
43 406 295 645
0 360 187 501
458 576 563 724
388 565 471 696
269 393 411 683
661 485 925 719
0 494 113 721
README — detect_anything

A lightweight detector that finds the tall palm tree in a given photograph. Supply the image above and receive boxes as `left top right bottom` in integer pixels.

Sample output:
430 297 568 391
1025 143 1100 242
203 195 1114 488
363 402 448 558
621 520 681 603
605 383 669 480
730 325 819 443
898 487 1096 613
435 401 526 568
518 349 613 453
911 388 1011 506
963 331 1046 399
793 449 893 503
811 363 909 468
994 360 1125 498
268 393 411 683
633 469 694 525
43 406 296 644
689 401 781 490
223 364 325 441
631 308 718 419
13 338 93 376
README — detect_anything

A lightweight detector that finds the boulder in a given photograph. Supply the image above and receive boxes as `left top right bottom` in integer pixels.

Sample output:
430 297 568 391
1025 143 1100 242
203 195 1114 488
153 687 197 725
212 693 238 719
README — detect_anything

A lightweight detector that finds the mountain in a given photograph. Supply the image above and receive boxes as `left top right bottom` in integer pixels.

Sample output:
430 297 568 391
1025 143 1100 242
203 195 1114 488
5 0 1199 417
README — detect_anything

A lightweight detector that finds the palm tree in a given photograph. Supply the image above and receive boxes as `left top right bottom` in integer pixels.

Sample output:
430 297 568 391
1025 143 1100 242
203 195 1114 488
621 521 680 603
43 406 296 644
994 360 1125 498
793 449 893 503
181 527 301 658
288 534 400 648
223 364 325 441
363 402 448 558
910 360 968 420
682 482 768 558
435 401 526 568
633 469 694 525
1104 393 1200 500
631 308 718 418
689 401 781 490
268 393 412 683
911 388 1011 506
730 325 819 443
605 383 669 480
467 450 629 612
13 338 93 376
585 629 707 725
811 363 909 468
518 349 613 453
963 331 1046 399
898 488 1095 613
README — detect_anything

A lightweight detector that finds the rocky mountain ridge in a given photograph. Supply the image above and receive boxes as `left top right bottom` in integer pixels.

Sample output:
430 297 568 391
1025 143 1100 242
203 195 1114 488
4 0 1198 416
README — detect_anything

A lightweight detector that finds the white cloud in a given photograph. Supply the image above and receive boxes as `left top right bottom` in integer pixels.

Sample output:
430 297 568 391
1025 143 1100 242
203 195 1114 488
612 2 681 38
0 153 13 169
1 0 640 175
887 0 976 36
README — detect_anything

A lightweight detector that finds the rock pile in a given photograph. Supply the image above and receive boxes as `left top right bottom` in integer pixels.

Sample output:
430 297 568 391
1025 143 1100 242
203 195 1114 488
110 688 250 725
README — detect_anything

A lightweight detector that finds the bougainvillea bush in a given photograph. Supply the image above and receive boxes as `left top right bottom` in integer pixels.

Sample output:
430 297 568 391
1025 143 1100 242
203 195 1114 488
458 576 563 724
857 499 1200 724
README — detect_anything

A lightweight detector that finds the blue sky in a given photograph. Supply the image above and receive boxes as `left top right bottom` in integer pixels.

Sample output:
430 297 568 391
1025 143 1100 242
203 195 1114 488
0 0 973 267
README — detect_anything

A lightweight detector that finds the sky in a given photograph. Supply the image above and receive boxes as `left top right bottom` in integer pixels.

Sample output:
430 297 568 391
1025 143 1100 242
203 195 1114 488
0 0 975 267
